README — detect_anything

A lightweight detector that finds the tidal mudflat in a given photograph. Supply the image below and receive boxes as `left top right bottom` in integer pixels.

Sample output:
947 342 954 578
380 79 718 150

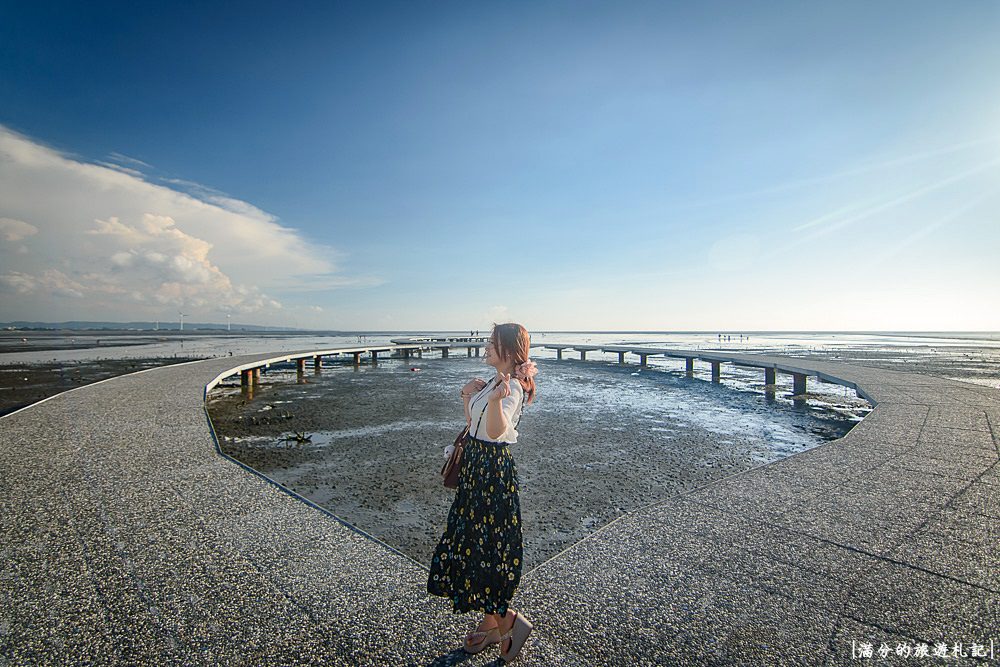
208 356 867 570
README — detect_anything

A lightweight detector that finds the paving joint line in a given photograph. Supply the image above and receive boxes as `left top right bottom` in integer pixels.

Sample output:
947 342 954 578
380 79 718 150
986 410 1000 459
165 481 322 628
203 402 430 574
902 464 997 542
685 496 1000 595
56 486 118 653
59 485 183 660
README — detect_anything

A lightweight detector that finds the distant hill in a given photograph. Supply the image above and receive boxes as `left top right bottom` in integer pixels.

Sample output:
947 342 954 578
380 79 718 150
0 320 306 332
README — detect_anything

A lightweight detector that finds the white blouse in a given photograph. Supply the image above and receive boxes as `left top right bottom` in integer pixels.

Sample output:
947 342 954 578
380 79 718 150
467 376 524 443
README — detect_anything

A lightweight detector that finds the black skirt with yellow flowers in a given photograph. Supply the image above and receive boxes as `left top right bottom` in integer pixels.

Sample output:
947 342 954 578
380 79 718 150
427 435 523 615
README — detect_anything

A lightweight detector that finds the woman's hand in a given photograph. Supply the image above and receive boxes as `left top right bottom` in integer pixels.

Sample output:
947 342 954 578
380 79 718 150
489 372 512 402
461 377 487 398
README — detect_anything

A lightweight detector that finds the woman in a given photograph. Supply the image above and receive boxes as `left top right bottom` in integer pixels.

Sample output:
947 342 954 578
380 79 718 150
428 322 538 662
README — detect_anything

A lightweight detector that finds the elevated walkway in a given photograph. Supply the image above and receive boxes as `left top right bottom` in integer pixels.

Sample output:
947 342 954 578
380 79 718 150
1 347 996 664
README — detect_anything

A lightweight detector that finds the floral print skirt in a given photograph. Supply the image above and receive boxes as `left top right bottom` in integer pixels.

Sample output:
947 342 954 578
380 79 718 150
427 436 523 615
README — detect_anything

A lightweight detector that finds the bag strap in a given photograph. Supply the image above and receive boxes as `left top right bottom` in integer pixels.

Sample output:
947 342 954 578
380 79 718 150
469 375 494 438
472 402 488 437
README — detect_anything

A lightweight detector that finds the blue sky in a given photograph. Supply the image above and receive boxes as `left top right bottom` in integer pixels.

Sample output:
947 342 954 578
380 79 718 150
1 1 998 330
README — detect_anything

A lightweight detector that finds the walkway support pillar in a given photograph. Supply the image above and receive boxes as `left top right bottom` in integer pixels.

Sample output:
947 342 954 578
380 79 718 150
765 368 776 393
296 359 305 374
467 346 472 357
313 356 322 371
475 346 480 357
686 358 694 377
711 361 721 383
252 368 261 386
556 349 563 360
353 352 361 366
371 351 379 363
639 354 649 367
618 352 626 364
442 347 449 359
580 350 587 361
793 373 807 396
241 370 250 388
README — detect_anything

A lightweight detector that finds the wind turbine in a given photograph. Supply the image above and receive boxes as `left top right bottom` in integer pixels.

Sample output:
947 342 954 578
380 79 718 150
178 311 188 331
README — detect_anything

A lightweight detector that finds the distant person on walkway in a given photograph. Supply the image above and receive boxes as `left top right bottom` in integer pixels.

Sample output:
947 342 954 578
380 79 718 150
428 322 538 662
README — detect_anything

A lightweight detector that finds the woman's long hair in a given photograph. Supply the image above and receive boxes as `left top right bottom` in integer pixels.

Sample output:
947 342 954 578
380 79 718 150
491 322 537 405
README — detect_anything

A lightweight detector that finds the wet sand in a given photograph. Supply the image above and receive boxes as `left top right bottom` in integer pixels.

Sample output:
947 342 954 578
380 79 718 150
208 357 866 571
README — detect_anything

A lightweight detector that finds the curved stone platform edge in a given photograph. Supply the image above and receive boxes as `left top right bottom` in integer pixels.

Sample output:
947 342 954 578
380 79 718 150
2 343 996 665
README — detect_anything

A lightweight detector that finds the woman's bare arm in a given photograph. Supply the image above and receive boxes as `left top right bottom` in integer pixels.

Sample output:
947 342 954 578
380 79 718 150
484 373 513 440
484 396 508 440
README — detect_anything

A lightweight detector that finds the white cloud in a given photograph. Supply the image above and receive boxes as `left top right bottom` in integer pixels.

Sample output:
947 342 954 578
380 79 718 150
96 161 144 178
0 272 35 294
107 152 151 169
0 217 38 242
1 269 85 298
0 125 380 324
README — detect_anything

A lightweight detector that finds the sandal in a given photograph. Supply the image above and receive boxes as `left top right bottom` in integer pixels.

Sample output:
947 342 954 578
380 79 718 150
497 611 533 663
462 624 501 655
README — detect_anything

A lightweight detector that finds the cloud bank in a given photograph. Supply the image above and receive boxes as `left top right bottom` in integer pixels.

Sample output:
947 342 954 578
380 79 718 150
0 126 375 324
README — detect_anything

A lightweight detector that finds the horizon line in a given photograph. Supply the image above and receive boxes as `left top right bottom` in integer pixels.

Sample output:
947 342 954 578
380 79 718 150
2 322 999 336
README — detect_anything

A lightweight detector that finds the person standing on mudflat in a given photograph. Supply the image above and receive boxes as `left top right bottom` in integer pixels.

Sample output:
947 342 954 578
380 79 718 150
428 322 538 663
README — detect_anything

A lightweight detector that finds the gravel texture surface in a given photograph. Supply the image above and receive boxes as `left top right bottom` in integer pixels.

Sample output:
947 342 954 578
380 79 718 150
1 346 997 665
